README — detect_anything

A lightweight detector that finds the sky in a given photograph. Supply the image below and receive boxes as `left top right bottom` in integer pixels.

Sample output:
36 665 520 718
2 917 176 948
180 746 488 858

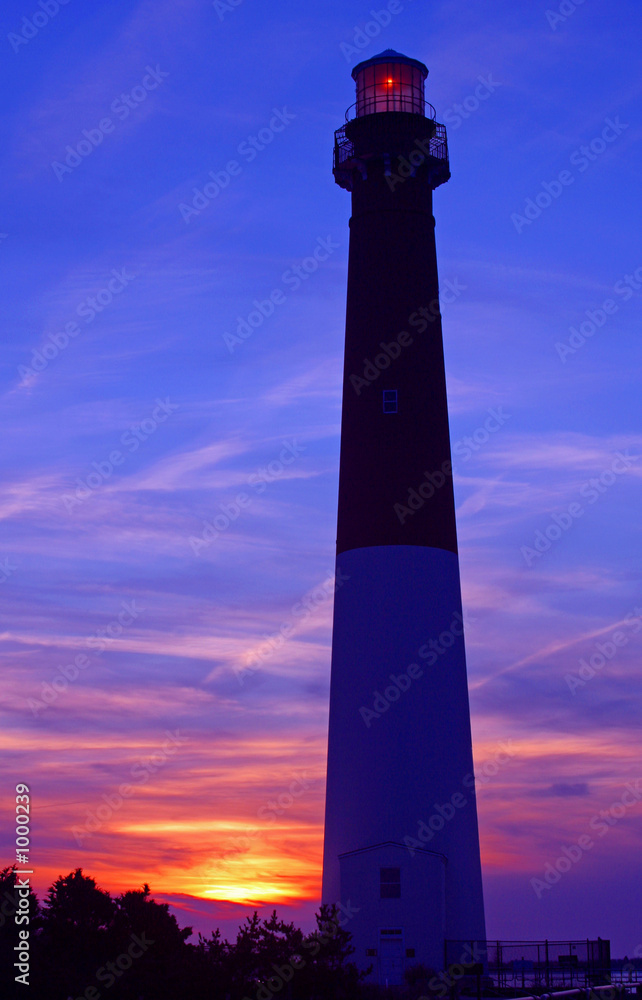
0 0 641 957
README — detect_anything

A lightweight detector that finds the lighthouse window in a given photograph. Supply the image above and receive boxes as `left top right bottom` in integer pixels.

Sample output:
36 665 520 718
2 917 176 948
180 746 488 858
380 867 401 898
383 390 398 413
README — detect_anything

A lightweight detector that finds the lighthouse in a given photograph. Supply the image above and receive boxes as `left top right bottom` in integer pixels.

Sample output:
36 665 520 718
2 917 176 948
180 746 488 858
322 50 486 984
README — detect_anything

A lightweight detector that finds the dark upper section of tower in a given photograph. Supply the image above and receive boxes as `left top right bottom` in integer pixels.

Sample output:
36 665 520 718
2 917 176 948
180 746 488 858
332 53 457 556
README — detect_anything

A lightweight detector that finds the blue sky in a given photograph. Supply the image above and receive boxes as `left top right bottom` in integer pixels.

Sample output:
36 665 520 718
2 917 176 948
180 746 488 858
1 0 641 954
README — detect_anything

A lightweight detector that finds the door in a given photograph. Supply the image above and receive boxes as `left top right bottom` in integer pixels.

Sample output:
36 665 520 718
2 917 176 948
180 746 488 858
379 936 404 986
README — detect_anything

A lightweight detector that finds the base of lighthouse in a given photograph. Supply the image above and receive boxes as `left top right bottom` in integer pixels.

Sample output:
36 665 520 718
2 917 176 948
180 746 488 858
322 546 486 984
338 842 447 983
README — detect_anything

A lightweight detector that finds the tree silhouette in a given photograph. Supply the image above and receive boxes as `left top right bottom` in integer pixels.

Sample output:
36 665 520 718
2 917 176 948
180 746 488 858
196 904 368 1000
39 868 116 999
111 883 195 998
0 865 367 1000
299 903 368 1000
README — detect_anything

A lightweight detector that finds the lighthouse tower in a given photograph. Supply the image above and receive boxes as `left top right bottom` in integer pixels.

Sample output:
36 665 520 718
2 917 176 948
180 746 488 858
322 51 486 984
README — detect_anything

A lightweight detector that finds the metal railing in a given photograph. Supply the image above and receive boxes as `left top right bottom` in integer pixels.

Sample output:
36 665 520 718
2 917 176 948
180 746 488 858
333 123 353 169
445 940 613 991
333 121 448 172
345 98 437 122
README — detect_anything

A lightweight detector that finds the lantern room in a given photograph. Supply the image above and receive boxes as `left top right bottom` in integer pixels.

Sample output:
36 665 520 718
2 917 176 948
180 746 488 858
352 49 428 117
333 49 448 192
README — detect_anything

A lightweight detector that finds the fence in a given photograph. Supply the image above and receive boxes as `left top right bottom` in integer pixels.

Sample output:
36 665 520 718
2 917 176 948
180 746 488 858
445 940 613 990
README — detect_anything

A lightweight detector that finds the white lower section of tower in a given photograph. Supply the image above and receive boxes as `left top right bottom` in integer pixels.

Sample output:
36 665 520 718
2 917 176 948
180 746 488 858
322 545 486 982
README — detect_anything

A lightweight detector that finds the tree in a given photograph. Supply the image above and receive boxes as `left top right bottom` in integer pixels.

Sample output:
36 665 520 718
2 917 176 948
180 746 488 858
0 862 369 1000
110 883 196 998
196 906 367 1000
298 904 368 1000
234 909 307 1000
192 925 234 1000
39 868 116 999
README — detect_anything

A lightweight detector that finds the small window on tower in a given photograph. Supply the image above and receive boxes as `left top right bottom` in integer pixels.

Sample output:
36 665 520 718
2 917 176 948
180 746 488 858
380 867 401 898
383 390 398 413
